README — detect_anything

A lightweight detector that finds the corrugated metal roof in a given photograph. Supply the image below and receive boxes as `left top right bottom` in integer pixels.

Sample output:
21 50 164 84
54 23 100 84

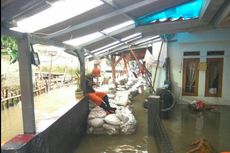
1 0 229 59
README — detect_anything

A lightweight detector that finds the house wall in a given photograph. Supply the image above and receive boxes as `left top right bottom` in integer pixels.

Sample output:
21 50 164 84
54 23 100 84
168 28 230 105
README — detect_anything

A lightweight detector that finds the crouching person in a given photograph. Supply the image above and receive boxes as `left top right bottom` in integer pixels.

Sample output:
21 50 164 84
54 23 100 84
85 74 116 114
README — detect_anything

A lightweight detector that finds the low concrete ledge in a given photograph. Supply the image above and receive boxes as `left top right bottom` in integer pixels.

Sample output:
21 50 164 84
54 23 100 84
147 95 175 153
2 96 89 153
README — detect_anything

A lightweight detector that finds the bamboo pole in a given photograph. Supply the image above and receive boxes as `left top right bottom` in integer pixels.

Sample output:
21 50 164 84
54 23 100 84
152 41 164 93
111 55 116 85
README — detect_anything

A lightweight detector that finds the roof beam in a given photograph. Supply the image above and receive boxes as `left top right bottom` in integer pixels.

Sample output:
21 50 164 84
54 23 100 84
30 34 92 57
199 0 226 24
89 31 143 56
101 0 135 20
1 0 48 22
136 19 208 34
213 0 230 27
1 26 23 38
45 0 161 39
80 24 134 47
95 35 161 58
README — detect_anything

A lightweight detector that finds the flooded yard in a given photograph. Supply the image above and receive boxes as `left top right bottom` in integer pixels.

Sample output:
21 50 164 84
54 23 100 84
163 104 230 153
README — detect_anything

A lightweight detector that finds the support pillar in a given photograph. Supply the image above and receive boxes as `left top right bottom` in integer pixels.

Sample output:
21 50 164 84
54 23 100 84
75 48 85 94
18 34 36 134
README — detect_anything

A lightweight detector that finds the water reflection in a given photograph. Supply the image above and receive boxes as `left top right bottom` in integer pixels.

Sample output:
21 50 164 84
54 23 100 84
1 103 23 145
163 104 230 153
1 85 77 144
74 133 157 153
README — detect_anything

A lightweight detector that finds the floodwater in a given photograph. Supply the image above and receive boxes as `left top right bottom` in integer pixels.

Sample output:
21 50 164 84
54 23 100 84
2 85 230 153
1 85 159 153
163 104 230 153
1 85 77 145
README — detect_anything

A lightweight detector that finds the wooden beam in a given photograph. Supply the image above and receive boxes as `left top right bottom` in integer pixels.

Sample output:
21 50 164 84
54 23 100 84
123 56 129 75
111 55 116 85
114 54 123 66
129 47 141 68
152 41 164 92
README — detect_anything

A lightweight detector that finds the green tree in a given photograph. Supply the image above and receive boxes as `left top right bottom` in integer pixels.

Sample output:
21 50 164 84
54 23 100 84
1 36 18 64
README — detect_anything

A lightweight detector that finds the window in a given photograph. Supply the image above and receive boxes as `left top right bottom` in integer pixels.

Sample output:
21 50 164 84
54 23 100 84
205 58 223 97
182 58 199 96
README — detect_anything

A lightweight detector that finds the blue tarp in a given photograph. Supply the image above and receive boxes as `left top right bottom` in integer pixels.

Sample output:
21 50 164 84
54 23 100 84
135 0 203 26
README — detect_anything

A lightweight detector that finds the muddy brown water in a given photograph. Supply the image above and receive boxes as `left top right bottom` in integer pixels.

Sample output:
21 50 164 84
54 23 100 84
162 104 230 153
1 86 77 145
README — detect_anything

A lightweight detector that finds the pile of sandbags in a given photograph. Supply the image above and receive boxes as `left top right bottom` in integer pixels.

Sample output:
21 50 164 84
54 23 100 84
87 77 145 135
87 106 136 135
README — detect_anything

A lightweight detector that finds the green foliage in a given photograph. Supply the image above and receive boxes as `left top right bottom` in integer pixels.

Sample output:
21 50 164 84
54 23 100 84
40 65 77 76
1 36 18 64
52 66 65 73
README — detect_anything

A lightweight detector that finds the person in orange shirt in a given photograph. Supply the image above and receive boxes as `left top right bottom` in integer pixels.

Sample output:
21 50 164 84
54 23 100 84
91 63 101 85
85 74 116 114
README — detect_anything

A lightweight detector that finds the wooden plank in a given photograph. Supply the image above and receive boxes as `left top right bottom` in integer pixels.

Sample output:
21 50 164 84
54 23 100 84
111 55 116 85
152 41 164 92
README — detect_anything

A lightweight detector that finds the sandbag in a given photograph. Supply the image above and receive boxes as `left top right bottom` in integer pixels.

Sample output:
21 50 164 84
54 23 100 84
88 118 104 128
104 114 121 125
120 113 137 135
103 123 120 135
89 100 97 109
115 95 129 106
91 127 105 134
116 113 129 123
88 106 107 119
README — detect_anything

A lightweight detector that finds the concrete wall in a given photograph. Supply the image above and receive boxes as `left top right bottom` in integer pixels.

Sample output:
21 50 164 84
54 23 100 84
1 96 89 153
168 28 230 105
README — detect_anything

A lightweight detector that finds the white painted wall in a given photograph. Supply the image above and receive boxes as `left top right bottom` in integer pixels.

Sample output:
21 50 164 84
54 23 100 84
168 28 230 105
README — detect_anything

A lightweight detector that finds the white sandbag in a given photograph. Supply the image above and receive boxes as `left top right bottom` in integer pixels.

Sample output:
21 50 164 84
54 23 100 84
110 103 119 110
107 94 115 99
88 118 104 128
92 127 105 134
115 96 129 106
120 113 137 135
89 100 97 109
104 114 121 125
109 99 116 104
116 106 132 115
116 113 129 123
87 127 94 134
88 106 107 119
103 123 120 135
